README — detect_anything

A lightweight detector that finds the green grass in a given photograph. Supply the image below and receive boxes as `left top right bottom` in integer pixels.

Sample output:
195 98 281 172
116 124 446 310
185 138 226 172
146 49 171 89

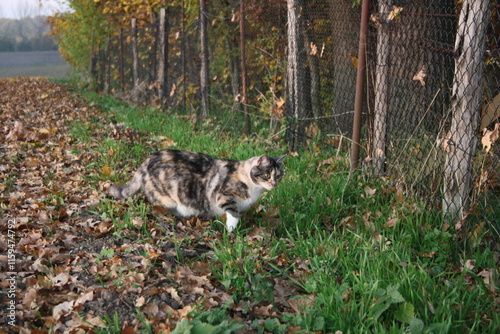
64 82 499 333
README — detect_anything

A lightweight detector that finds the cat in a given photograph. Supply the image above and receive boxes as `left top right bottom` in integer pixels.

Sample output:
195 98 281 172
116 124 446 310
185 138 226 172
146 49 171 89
108 149 285 232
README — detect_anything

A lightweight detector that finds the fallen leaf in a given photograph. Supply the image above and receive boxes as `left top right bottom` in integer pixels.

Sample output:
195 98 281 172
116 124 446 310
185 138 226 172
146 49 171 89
418 251 437 258
166 287 181 302
75 290 94 307
385 218 399 228
461 259 475 272
364 185 377 197
477 269 498 295
101 165 113 178
136 296 146 307
53 301 74 320
288 295 315 314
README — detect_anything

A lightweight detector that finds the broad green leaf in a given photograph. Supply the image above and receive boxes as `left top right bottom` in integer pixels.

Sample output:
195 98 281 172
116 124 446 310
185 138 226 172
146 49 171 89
386 284 405 304
171 319 193 334
409 318 425 334
191 322 217 334
371 301 391 321
395 302 415 324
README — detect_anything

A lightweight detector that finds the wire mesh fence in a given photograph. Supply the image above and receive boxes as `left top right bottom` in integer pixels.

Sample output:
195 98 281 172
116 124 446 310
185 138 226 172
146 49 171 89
93 0 499 248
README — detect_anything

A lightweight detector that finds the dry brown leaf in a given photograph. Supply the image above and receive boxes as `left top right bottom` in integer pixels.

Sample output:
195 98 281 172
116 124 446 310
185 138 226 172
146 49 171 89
412 65 427 86
309 42 318 55
166 287 181 302
385 218 399 228
477 269 498 295
418 250 437 258
53 301 74 320
288 295 315 314
364 185 377 197
481 123 500 152
75 290 94 307
461 259 475 272
136 296 146 307
388 6 403 21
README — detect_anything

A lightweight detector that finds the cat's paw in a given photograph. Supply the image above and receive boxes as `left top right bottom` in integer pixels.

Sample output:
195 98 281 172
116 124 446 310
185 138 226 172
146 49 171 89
225 213 239 232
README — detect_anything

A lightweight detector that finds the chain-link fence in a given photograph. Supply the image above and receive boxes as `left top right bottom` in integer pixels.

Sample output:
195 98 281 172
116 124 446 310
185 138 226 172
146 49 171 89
93 0 499 247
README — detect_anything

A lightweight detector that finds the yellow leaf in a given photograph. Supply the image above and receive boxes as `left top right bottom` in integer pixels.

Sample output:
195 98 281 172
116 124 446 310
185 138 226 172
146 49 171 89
349 52 358 68
101 165 113 178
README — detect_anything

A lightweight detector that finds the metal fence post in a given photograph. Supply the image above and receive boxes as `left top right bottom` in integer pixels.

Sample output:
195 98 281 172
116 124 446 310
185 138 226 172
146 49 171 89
350 0 370 174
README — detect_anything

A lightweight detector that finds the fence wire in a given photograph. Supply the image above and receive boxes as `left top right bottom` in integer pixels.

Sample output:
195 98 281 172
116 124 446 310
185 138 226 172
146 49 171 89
93 0 500 249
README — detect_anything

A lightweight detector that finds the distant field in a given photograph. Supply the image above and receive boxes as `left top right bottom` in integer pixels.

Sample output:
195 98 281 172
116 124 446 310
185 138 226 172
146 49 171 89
0 51 71 78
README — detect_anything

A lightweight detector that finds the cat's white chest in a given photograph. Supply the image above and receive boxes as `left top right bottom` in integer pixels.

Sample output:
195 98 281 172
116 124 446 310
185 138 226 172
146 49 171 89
237 186 265 212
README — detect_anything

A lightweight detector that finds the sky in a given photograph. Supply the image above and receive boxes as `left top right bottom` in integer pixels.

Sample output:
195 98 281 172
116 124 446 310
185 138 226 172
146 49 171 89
0 0 70 19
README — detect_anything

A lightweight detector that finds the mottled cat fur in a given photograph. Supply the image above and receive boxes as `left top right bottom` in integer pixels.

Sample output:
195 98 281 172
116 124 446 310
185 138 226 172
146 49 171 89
108 149 285 232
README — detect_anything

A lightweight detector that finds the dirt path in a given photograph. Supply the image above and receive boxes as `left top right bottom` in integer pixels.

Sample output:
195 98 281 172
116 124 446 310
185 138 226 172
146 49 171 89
0 78 235 332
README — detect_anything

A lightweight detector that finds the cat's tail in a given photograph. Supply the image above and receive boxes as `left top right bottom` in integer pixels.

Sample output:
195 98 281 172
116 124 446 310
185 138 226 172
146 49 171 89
108 171 143 199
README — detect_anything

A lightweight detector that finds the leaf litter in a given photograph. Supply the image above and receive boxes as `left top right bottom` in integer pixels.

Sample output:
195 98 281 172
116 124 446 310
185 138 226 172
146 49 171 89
0 78 310 332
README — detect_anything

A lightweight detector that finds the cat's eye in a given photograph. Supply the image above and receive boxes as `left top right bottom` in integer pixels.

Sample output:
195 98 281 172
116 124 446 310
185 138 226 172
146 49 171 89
264 174 271 179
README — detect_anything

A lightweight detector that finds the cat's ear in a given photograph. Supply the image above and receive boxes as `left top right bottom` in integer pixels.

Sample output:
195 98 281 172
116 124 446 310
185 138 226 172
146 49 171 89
256 154 269 166
275 155 286 165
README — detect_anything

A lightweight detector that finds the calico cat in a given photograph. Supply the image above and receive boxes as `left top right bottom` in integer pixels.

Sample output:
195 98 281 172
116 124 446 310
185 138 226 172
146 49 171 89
108 149 285 232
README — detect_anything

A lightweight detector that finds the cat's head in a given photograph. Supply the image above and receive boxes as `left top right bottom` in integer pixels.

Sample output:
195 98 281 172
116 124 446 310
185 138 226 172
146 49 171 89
250 154 285 190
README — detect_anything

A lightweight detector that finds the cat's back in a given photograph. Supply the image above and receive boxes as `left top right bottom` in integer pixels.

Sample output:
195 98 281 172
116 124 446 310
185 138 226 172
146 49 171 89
145 149 234 178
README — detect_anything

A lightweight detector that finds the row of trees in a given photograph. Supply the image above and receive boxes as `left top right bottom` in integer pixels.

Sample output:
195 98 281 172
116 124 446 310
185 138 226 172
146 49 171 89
0 16 57 52
0 36 57 52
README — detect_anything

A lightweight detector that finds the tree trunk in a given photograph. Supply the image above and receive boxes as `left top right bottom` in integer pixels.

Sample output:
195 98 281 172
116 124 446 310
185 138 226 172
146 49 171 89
199 0 210 118
302 7 320 119
104 35 111 94
131 18 139 89
443 0 490 222
181 0 187 110
240 0 250 134
286 0 305 151
158 7 169 104
119 29 125 92
372 0 391 176
225 34 239 101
